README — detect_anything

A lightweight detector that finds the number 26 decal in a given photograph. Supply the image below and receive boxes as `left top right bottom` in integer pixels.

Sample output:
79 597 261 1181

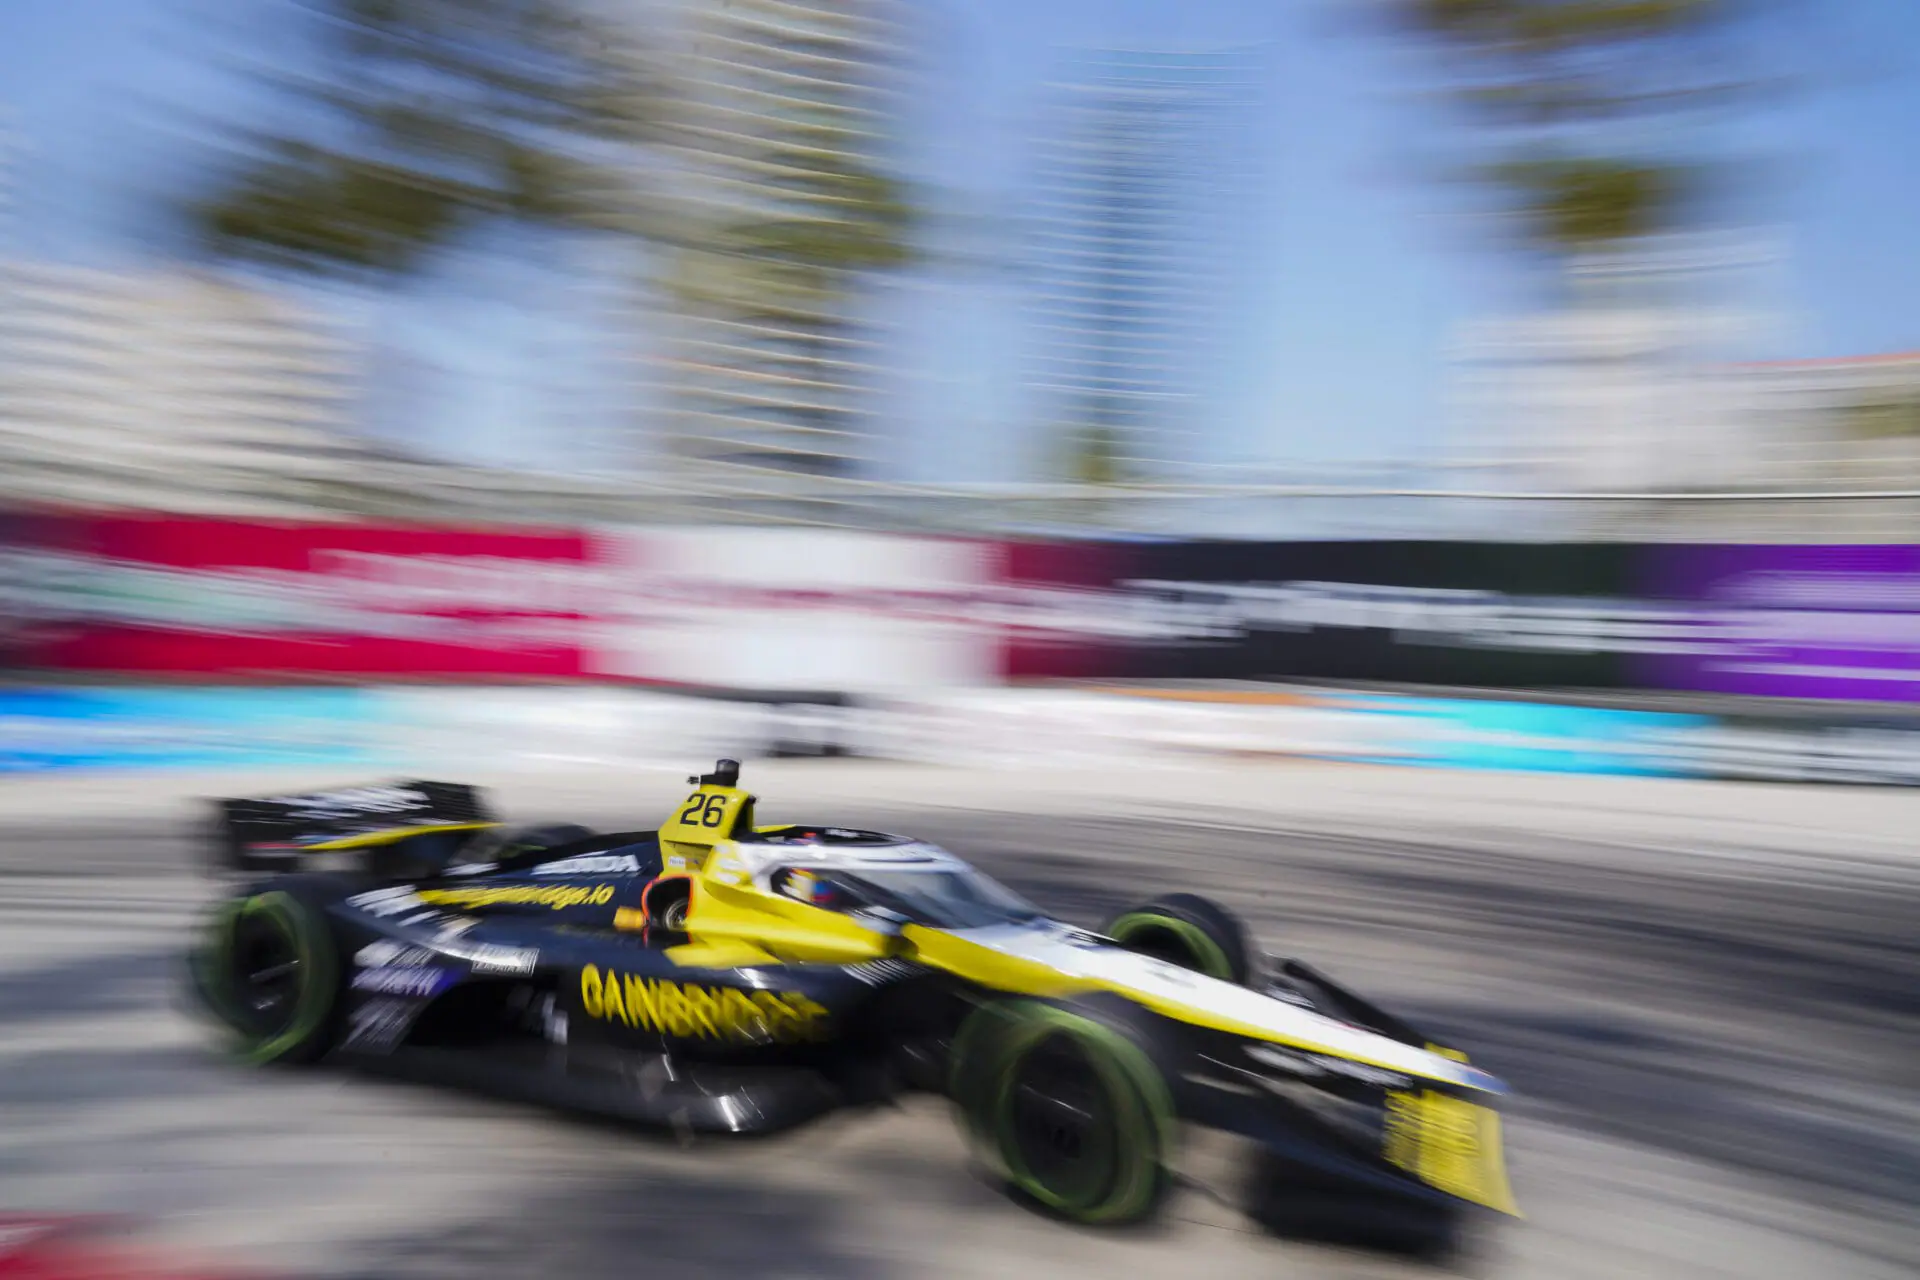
677 792 728 829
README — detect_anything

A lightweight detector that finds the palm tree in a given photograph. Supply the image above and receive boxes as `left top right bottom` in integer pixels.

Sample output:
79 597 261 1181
189 0 660 278
1379 0 1773 266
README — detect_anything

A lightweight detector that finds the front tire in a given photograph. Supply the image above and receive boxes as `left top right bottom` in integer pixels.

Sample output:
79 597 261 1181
191 886 341 1065
1102 892 1256 986
949 997 1177 1226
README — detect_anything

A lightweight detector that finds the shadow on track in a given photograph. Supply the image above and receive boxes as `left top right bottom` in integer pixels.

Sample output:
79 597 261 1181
334 1171 893 1280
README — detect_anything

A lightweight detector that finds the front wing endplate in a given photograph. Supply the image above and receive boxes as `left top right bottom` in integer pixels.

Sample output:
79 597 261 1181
1382 1089 1521 1216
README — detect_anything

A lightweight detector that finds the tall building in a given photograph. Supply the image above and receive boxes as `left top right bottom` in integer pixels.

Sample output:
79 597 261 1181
653 0 905 523
1726 350 1920 488
0 260 366 515
1444 231 1788 495
1023 48 1258 481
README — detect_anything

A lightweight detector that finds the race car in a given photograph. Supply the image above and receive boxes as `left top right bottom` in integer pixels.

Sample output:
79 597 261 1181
189 760 1517 1237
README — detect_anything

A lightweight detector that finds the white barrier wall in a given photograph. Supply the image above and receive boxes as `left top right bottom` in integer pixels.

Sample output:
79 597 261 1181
850 691 1407 768
374 687 865 772
366 687 1413 773
357 688 1363 774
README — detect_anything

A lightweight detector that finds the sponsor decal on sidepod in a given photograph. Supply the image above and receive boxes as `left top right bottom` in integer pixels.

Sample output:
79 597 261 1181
416 883 616 911
352 967 456 998
530 853 642 876
354 940 435 968
355 936 537 976
579 966 830 1043
449 942 539 975
349 886 428 918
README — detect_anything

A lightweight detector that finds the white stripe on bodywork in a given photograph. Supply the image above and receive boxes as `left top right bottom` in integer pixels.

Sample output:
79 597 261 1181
948 923 1505 1094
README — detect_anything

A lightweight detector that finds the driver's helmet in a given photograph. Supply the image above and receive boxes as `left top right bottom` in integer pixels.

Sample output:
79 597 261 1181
778 867 843 910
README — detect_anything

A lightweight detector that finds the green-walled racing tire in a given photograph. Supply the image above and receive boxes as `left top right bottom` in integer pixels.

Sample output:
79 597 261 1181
1102 892 1256 986
191 886 342 1066
950 996 1177 1226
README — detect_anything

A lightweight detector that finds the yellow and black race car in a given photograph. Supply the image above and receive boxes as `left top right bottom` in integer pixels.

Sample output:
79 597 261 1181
190 760 1517 1238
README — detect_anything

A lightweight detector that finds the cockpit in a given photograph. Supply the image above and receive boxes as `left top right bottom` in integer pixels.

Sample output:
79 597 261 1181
767 861 1044 931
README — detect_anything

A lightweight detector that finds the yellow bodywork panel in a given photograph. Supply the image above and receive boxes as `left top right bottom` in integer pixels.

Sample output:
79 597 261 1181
901 926 1095 1000
685 875 897 966
661 781 896 966
659 784 754 864
662 938 783 969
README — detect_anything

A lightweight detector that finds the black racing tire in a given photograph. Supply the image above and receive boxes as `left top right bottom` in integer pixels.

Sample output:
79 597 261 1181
1101 892 1257 987
190 879 346 1066
949 995 1178 1226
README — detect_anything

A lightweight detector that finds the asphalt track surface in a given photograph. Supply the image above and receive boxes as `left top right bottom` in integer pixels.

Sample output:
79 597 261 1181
0 763 1915 1279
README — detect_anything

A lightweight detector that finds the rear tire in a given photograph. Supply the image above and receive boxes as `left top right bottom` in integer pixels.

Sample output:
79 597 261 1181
191 883 342 1066
949 996 1177 1226
1101 892 1256 986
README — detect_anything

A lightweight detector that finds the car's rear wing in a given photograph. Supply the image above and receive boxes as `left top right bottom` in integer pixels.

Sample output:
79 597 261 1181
210 781 501 874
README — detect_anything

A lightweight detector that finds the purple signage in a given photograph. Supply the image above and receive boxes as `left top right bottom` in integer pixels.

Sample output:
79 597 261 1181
1639 545 1920 703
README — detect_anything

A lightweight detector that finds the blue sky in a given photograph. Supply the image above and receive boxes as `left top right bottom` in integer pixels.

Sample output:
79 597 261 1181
3 0 1919 482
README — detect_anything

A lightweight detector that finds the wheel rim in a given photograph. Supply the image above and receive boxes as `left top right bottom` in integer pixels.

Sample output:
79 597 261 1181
228 912 303 1040
1003 1032 1120 1209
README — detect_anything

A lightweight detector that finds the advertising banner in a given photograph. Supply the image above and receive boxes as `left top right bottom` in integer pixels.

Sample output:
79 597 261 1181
1 516 602 677
1636 545 1920 703
5 513 1920 709
0 517 1002 690
591 528 999 693
992 539 1151 681
989 540 1920 705
990 539 1641 688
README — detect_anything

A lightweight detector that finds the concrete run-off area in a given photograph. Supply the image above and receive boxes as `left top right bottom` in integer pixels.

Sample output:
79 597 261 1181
0 759 1913 1279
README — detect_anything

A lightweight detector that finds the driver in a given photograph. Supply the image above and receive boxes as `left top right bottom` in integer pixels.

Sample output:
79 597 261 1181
778 868 847 911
